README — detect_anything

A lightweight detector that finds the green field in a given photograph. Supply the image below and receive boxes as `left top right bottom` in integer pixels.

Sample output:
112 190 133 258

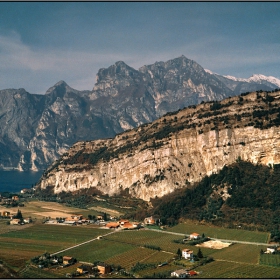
169 220 269 243
197 260 280 278
0 204 280 278
209 243 266 264
104 229 216 256
260 254 280 267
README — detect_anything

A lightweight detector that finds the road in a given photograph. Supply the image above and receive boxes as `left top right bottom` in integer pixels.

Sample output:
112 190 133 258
145 228 279 247
50 226 278 257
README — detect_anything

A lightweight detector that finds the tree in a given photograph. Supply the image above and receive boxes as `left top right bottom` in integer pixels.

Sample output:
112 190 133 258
197 248 203 259
14 209 23 220
176 248 182 259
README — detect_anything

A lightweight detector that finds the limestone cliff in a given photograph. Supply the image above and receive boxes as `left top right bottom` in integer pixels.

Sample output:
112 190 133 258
37 89 280 201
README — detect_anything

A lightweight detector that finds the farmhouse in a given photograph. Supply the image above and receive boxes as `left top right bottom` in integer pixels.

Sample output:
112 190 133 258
189 233 200 240
10 219 21 225
266 246 276 254
24 217 32 223
182 248 193 259
105 222 120 229
97 262 111 275
171 269 189 278
2 211 10 217
144 216 156 225
77 264 89 274
63 256 75 265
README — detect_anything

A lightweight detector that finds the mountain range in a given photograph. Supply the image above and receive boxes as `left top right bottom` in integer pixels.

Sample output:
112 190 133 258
0 55 279 171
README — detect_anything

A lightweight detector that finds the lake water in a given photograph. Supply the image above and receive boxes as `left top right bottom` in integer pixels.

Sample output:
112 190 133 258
0 170 43 193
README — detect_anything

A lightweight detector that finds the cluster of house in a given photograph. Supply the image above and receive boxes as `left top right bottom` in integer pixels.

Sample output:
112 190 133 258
1 210 32 225
45 214 152 230
0 195 20 205
62 256 111 276
105 219 141 230
171 269 198 278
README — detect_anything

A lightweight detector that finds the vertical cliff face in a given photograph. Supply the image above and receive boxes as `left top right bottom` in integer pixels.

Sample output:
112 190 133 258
37 90 280 201
0 56 279 171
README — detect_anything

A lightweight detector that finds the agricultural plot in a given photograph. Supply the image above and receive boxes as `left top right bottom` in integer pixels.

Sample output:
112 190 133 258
0 224 109 270
260 254 280 267
105 247 156 269
198 260 280 278
57 239 135 264
209 243 265 264
104 229 216 256
136 263 178 278
0 223 108 245
19 266 61 279
169 221 269 243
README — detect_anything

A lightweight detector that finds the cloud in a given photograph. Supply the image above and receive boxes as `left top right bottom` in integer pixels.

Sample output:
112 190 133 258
0 33 134 93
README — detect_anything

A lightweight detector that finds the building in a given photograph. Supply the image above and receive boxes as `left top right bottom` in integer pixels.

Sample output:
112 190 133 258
24 218 32 223
171 269 189 278
97 263 111 275
144 216 156 225
189 233 200 240
63 256 74 265
105 222 120 229
2 211 10 217
12 196 19 201
266 247 276 254
77 265 89 274
182 249 193 259
70 214 83 220
10 219 21 225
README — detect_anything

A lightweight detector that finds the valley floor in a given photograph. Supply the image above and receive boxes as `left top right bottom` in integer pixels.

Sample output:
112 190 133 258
0 201 279 278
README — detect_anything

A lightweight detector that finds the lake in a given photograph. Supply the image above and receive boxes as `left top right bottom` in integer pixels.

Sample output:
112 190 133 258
0 170 43 193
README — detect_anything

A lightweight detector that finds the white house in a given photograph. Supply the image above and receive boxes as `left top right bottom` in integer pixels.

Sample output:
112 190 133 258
171 269 189 278
266 247 276 254
182 248 193 259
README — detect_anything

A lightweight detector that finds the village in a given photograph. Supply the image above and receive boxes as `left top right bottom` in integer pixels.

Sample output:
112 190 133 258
1 192 280 278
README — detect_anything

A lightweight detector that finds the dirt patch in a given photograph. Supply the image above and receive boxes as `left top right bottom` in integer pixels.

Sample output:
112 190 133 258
196 240 232 249
88 206 122 216
33 211 71 219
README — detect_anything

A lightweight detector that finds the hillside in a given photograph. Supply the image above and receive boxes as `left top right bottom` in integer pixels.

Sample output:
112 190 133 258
148 160 280 240
0 55 278 171
36 89 280 201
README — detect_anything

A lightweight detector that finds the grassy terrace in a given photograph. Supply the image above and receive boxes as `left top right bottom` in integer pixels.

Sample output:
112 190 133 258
168 220 270 243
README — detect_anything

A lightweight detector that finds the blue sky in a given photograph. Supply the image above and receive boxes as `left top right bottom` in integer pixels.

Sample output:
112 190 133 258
0 2 279 94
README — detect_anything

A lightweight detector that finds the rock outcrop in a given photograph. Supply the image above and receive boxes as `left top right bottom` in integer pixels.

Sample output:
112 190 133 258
0 55 279 171
36 89 280 201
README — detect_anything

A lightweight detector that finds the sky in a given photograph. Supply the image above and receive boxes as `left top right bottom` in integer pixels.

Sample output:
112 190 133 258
0 2 279 94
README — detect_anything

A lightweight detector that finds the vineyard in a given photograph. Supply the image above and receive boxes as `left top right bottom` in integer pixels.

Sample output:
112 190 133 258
198 260 280 278
209 243 265 264
104 229 216 256
58 239 135 263
169 221 269 243
260 254 280 267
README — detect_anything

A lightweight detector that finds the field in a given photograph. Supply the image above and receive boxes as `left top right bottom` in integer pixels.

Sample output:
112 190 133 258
0 201 280 278
0 223 108 273
197 260 280 278
169 220 269 243
260 253 280 267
